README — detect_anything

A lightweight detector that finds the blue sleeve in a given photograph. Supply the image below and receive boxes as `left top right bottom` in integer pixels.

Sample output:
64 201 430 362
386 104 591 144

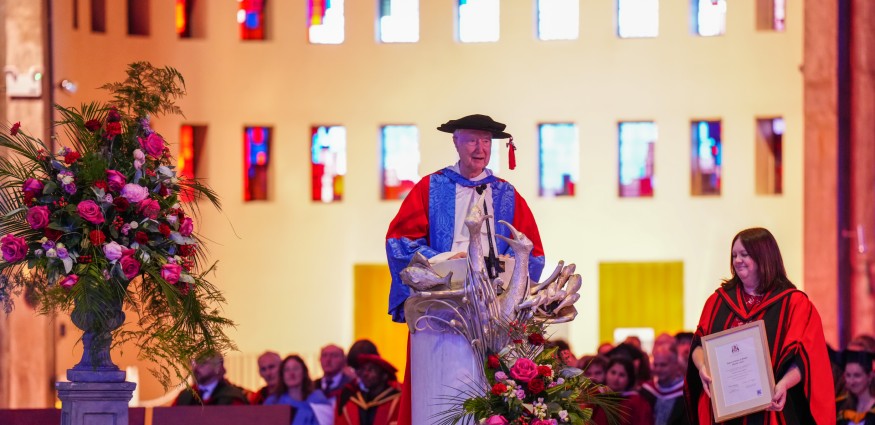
386 237 440 323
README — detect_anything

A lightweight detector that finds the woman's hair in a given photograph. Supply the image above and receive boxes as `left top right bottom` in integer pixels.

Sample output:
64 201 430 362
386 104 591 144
722 227 796 294
275 354 313 399
606 356 636 392
577 354 609 371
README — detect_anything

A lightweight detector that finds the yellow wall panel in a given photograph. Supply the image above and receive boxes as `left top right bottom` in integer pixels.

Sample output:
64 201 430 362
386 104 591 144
599 262 684 345
353 264 408 376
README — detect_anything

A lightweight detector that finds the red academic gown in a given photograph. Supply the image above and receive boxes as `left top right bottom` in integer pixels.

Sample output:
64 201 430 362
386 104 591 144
335 385 402 425
683 285 835 425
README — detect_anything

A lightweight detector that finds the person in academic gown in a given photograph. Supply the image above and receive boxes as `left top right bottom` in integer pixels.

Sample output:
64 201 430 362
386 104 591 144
684 227 835 424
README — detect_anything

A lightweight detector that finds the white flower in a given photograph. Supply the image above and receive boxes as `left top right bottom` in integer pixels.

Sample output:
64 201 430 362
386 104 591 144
129 221 139 229
56 243 65 249
46 248 57 258
166 215 178 224
533 398 547 419
34 249 44 257
558 410 569 422
38 237 47 244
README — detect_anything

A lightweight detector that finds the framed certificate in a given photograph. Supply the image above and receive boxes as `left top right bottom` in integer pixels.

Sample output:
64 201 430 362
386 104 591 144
702 320 776 422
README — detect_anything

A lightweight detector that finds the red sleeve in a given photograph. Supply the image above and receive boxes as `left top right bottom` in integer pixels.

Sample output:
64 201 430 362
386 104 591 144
386 177 430 241
511 190 544 258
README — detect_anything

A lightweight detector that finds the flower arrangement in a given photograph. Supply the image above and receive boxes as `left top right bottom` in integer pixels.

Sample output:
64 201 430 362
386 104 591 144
438 320 623 425
0 62 233 386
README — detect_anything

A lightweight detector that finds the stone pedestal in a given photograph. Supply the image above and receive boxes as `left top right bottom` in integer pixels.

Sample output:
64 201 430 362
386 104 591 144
56 381 135 425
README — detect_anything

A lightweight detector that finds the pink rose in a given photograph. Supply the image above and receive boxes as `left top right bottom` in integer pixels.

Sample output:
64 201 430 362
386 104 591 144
22 178 44 195
179 217 194 237
133 149 146 170
26 206 50 229
510 357 539 383
531 420 557 425
1 234 28 262
119 253 140 280
138 133 165 157
137 198 161 220
484 416 509 425
161 263 182 284
59 274 79 290
103 241 124 261
105 170 127 192
120 183 149 203
76 200 104 224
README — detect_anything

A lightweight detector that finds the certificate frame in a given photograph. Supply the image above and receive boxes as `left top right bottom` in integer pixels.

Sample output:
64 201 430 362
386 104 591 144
702 320 776 422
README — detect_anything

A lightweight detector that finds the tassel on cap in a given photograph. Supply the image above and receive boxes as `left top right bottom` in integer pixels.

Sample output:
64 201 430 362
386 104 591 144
507 137 517 170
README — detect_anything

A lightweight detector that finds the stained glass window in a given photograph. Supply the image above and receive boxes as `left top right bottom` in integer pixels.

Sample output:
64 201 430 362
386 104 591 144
618 122 656 198
178 125 206 202
539 124 579 197
538 0 579 41
458 0 499 43
379 0 419 43
617 0 659 38
690 120 721 196
309 0 345 44
91 0 106 33
756 0 785 31
238 0 266 40
244 126 270 201
311 126 346 202
381 126 420 200
755 118 783 194
692 0 726 37
128 0 150 36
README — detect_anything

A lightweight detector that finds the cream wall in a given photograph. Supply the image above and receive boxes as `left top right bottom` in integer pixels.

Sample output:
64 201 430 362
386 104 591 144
49 0 803 375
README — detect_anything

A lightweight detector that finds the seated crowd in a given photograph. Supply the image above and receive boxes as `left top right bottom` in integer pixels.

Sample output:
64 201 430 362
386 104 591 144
172 332 875 425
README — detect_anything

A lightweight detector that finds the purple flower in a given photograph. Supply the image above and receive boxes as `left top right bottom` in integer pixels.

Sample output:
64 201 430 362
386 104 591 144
1 234 28 262
120 183 149 203
160 263 182 285
138 133 165 158
22 178 44 195
41 240 55 250
495 371 508 381
58 274 79 290
179 217 194 237
26 206 50 229
56 247 69 259
103 241 124 261
76 200 104 224
63 183 77 195
515 389 526 400
106 170 127 192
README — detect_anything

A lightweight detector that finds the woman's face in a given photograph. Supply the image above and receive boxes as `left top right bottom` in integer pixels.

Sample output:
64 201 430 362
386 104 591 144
584 364 605 385
283 360 304 389
605 363 629 392
732 239 760 289
843 363 874 396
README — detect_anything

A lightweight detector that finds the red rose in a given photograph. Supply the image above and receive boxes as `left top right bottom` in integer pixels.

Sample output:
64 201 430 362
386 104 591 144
10 122 21 136
85 119 101 132
158 223 171 237
527 333 545 346
107 107 120 122
537 365 552 377
44 228 63 241
491 383 507 396
527 377 545 394
105 121 121 139
112 197 130 212
89 229 106 246
487 354 501 369
64 150 81 164
94 180 108 190
134 231 149 245
178 244 197 257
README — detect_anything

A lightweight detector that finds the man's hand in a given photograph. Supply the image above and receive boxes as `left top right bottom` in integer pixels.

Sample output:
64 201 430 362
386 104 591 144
448 252 467 260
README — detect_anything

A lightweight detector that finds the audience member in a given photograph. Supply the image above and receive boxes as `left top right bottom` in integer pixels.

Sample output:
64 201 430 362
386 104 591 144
173 353 249 406
264 355 331 425
591 356 653 425
597 342 614 356
549 338 577 366
674 332 693 372
654 333 675 348
316 344 354 398
623 336 643 352
640 344 688 425
347 339 380 369
607 342 651 389
836 350 875 425
849 334 875 353
250 351 282 405
335 354 402 425
578 354 609 385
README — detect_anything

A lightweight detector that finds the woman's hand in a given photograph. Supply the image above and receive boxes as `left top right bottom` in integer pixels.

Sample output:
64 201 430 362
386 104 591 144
691 346 712 398
767 364 800 411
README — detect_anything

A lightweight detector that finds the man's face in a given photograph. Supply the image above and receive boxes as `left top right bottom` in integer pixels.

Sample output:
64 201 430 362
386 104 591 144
192 356 223 385
651 350 678 383
258 354 281 387
320 346 346 376
357 362 387 390
454 129 492 177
